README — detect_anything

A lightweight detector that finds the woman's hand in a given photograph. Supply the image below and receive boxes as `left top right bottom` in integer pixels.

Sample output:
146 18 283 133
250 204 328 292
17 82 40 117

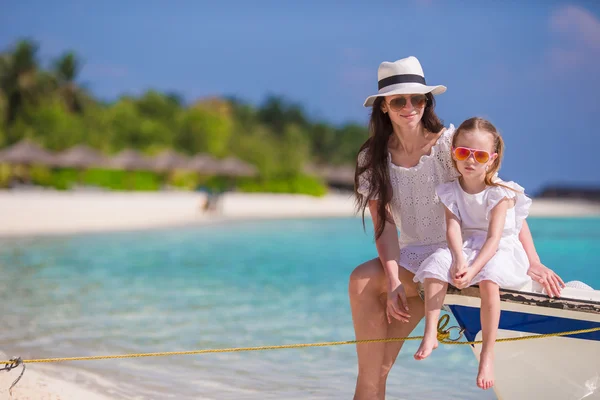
528 261 565 298
386 282 411 324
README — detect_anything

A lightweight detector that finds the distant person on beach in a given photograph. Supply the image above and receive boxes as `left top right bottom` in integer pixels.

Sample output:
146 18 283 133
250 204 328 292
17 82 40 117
349 56 565 400
412 117 536 390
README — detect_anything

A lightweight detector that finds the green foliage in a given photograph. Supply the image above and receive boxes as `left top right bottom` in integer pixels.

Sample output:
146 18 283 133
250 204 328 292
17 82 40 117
169 170 200 190
14 97 85 150
0 39 369 196
82 169 161 191
237 174 327 197
175 106 232 156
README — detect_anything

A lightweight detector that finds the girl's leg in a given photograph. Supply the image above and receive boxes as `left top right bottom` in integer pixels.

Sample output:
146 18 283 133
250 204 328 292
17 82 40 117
477 280 500 390
349 258 424 400
414 278 447 360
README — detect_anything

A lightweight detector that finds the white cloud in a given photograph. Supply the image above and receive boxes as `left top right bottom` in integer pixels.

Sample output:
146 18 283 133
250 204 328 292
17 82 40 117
547 5 600 72
550 5 600 50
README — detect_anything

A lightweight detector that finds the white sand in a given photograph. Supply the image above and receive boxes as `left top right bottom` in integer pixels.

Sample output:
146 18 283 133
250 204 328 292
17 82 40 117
0 189 599 237
0 358 110 400
0 189 599 398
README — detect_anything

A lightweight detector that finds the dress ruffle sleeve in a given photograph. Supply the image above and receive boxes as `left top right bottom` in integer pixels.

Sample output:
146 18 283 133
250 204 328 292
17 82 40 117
485 181 532 230
436 181 460 220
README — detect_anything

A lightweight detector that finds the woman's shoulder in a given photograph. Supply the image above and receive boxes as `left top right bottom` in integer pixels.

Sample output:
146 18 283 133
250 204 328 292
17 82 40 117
435 123 456 148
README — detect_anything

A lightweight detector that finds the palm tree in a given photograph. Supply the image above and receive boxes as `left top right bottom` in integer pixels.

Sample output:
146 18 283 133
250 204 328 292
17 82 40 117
0 39 43 141
53 51 84 113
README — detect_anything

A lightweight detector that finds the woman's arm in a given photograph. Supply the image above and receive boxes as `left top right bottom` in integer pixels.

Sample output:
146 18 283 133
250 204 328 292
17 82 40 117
519 219 565 297
368 200 410 322
369 200 401 292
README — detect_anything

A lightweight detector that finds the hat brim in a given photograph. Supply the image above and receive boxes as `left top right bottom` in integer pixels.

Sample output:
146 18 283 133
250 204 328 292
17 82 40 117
363 83 447 107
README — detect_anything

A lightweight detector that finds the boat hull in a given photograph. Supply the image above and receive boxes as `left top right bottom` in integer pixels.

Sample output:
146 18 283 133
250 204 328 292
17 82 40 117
444 285 600 400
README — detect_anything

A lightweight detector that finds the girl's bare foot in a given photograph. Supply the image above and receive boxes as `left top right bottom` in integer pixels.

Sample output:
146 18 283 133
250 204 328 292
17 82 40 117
414 335 438 360
477 350 494 390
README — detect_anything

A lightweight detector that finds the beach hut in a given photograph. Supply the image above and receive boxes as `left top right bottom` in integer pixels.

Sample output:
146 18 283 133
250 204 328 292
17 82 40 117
320 165 354 190
0 139 58 166
186 153 222 176
216 156 258 178
0 140 58 187
106 149 153 190
304 163 355 192
149 150 190 173
55 145 106 169
147 149 191 189
107 149 152 171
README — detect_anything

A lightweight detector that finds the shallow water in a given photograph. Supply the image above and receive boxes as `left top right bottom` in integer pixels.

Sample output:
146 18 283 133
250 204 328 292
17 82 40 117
1 217 598 399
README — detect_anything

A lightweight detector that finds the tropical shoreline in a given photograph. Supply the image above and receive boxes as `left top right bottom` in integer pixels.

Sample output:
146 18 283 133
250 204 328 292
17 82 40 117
1 190 599 399
1 190 599 238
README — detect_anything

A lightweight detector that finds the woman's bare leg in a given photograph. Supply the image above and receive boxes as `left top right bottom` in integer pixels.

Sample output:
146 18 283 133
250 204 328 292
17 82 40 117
414 278 447 360
477 280 500 390
349 258 424 400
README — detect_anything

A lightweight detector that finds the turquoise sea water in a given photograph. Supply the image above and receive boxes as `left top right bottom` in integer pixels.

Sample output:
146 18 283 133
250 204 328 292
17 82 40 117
1 217 599 399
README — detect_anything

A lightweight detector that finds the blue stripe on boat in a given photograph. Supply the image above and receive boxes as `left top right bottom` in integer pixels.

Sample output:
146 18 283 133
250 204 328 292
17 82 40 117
448 305 600 343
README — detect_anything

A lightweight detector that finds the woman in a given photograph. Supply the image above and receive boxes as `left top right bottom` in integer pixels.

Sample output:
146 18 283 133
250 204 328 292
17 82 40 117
349 56 565 400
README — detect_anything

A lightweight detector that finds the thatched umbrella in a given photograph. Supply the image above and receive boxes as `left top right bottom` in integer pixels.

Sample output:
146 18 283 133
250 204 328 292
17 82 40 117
320 165 354 186
304 163 355 190
150 150 190 173
186 153 222 175
216 156 258 178
105 149 152 190
0 139 58 187
0 139 58 166
55 145 106 169
53 145 107 185
107 149 151 171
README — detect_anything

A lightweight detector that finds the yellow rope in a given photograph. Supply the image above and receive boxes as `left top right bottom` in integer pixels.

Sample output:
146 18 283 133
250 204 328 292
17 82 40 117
2 315 599 365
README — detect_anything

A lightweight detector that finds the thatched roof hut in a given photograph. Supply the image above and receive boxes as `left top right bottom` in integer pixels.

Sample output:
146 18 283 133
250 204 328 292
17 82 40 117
186 153 222 175
149 150 190 172
55 145 106 169
319 165 354 186
107 149 151 171
0 140 58 166
217 157 258 177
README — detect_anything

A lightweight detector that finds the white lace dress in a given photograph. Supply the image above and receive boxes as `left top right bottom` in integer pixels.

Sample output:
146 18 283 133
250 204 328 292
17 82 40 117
413 179 533 289
357 124 460 274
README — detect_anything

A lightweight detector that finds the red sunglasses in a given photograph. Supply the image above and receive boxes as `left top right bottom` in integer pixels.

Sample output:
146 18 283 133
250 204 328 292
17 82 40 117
452 147 496 164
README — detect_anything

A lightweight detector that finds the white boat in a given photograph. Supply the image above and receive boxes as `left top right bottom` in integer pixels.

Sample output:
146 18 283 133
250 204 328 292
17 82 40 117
444 282 600 400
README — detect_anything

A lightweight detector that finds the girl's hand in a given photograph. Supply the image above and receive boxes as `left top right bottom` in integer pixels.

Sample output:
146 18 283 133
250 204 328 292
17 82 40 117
454 268 476 289
386 283 411 323
451 259 468 287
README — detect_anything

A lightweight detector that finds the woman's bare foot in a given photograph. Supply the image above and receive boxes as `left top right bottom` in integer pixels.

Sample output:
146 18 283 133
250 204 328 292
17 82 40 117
477 350 494 390
414 334 438 360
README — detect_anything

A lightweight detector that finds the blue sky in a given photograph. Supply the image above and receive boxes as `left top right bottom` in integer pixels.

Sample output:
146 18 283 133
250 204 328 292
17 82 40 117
1 0 599 194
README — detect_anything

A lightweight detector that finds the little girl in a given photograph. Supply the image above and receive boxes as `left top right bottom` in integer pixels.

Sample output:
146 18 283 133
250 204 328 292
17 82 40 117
412 117 532 390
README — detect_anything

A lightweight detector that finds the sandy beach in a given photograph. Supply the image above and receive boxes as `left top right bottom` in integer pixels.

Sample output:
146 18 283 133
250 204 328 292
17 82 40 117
1 189 599 399
1 189 599 238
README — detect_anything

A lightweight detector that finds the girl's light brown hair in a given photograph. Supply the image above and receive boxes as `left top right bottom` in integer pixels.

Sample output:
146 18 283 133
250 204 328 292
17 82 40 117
451 117 519 193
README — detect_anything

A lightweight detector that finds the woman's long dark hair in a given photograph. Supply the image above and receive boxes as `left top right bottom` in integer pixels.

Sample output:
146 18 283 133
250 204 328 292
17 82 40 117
354 93 444 240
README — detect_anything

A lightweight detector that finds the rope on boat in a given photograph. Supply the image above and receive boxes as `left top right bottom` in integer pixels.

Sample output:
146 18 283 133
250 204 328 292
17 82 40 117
2 315 599 392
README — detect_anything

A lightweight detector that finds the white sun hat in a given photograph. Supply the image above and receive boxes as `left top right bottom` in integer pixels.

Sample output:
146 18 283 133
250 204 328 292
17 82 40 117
363 56 447 107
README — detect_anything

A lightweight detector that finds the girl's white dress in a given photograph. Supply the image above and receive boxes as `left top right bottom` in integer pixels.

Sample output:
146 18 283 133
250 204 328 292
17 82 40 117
413 179 533 289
